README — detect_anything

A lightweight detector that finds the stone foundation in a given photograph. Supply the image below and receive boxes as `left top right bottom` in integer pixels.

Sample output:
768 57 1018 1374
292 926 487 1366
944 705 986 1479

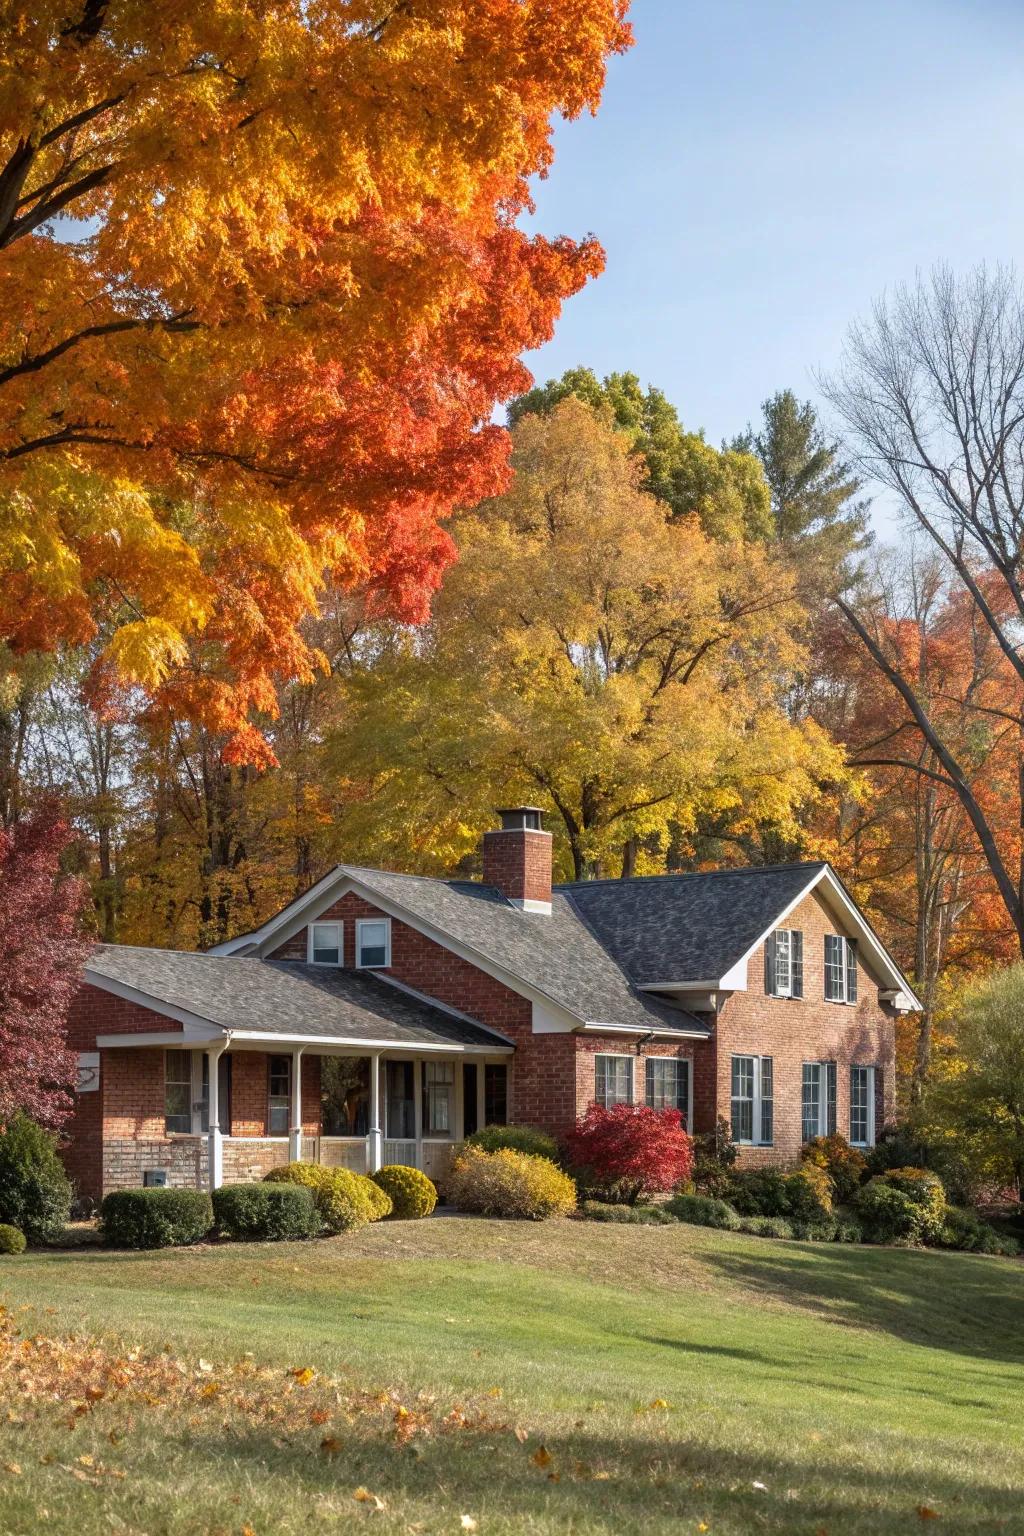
221 1138 291 1183
102 1137 208 1193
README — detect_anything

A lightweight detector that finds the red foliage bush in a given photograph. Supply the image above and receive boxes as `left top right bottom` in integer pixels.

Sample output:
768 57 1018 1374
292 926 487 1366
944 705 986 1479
566 1104 693 1204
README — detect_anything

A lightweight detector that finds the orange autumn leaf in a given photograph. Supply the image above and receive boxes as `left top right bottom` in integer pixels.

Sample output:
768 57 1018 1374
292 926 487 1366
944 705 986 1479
531 1446 553 1469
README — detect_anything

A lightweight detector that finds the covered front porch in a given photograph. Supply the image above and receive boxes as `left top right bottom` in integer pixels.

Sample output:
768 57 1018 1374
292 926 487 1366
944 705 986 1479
153 1040 513 1193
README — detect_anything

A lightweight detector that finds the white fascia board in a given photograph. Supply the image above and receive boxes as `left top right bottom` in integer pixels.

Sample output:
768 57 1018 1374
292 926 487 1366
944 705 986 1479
96 1029 222 1048
84 968 227 1039
206 864 354 955
579 1021 712 1040
226 1031 512 1055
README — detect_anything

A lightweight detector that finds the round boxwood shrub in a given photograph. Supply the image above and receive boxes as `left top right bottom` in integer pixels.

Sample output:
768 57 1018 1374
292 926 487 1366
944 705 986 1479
855 1168 947 1247
100 1187 213 1249
361 1176 394 1222
801 1135 868 1203
0 1223 26 1255
729 1168 791 1218
880 1167 946 1241
263 1162 384 1234
464 1125 559 1162
0 1113 72 1243
447 1145 576 1220
212 1182 319 1241
665 1193 741 1230
371 1165 437 1219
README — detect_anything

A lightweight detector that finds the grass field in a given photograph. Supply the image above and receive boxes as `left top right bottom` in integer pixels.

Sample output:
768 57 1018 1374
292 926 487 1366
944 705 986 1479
1 1216 1022 1535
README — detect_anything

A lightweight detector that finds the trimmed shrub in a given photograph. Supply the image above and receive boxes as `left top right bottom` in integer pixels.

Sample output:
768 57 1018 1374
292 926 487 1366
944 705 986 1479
447 1145 576 1220
689 1117 738 1199
100 1188 213 1249
263 1162 381 1234
212 1183 318 1242
579 1200 677 1225
784 1163 834 1222
936 1206 1018 1256
0 1113 73 1243
879 1167 947 1241
465 1125 559 1162
801 1135 868 1203
371 1165 437 1220
665 1193 740 1230
362 1177 394 1222
737 1214 794 1239
0 1223 26 1254
832 1215 865 1244
790 1217 839 1242
566 1103 693 1204
856 1178 929 1246
729 1168 791 1218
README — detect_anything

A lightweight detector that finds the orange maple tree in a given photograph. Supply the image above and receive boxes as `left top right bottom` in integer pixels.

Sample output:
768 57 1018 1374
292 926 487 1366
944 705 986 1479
0 1 631 762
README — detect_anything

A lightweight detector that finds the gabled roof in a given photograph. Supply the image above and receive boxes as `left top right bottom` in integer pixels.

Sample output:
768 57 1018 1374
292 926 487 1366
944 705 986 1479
213 865 711 1035
86 946 514 1051
558 864 828 986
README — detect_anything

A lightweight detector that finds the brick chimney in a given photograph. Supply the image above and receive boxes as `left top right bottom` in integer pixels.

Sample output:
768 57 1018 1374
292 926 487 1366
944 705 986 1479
482 807 553 914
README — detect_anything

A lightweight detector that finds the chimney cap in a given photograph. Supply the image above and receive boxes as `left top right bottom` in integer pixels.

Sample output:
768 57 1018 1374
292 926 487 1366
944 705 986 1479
495 806 546 831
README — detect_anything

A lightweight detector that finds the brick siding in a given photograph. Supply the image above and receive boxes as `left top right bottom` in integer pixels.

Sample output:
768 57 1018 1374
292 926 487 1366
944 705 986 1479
481 828 553 906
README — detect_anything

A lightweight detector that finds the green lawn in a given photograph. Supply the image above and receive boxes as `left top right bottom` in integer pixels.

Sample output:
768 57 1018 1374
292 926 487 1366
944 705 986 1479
1 1217 1022 1535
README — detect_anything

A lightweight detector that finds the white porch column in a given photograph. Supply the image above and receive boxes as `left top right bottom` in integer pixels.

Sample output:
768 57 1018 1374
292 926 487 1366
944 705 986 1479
206 1047 225 1192
288 1046 306 1163
368 1052 383 1173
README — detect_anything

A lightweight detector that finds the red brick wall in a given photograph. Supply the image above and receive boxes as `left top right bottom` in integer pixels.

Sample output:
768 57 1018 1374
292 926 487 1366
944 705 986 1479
228 1051 321 1138
573 1034 699 1135
482 828 553 905
715 888 897 1165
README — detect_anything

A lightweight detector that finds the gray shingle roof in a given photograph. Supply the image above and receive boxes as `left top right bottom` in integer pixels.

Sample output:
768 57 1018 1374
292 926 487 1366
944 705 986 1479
335 867 708 1034
86 946 512 1049
557 863 827 985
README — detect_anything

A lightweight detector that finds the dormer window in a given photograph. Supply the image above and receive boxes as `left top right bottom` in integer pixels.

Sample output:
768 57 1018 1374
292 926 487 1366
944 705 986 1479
308 921 342 966
825 935 858 1003
764 929 802 998
356 917 391 969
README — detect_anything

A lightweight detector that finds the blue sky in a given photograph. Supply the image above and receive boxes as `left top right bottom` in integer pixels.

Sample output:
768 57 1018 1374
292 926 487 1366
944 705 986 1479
523 0 1023 530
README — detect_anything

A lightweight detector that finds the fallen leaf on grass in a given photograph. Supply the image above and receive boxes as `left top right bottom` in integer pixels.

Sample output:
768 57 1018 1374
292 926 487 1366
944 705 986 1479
3 1463 22 1476
460 1519 478 1533
290 1367 315 1387
917 1509 939 1522
353 1487 385 1511
320 1437 342 1456
531 1446 552 1469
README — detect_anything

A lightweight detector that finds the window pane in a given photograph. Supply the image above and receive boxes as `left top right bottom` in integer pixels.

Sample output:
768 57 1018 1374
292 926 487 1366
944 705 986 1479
850 1065 872 1145
358 920 388 968
311 922 341 965
165 1052 192 1134
845 938 858 1004
484 1064 508 1126
595 1054 631 1107
802 1062 821 1142
645 1059 688 1121
731 1054 754 1142
824 935 845 1001
386 1060 415 1139
760 1057 773 1145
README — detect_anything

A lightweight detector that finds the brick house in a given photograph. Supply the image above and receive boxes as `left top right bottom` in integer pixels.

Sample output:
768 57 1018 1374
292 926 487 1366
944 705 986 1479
63 809 919 1199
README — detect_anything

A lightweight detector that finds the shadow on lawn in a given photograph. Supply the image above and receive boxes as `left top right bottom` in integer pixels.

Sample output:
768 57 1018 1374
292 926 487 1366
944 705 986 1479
181 1413 1022 1536
702 1238 1024 1363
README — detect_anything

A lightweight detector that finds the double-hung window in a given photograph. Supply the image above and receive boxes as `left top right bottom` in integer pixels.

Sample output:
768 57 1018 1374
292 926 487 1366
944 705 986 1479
164 1052 193 1134
764 929 803 998
595 1054 633 1108
849 1065 876 1147
824 935 858 1003
730 1055 773 1145
355 917 390 968
422 1062 455 1136
645 1058 690 1127
801 1061 837 1141
309 921 342 966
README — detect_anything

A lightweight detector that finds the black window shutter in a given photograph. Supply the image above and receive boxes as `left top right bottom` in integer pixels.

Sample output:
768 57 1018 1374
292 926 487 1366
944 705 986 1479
764 932 776 996
826 1061 837 1135
791 931 803 998
846 938 858 1004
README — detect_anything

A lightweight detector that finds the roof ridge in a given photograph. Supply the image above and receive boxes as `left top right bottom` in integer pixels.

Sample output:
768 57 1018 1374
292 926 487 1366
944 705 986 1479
555 860 828 890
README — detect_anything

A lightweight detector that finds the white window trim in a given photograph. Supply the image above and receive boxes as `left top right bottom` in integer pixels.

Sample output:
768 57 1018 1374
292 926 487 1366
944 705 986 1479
644 1056 693 1127
355 916 392 969
594 1052 635 1108
308 920 343 966
801 1060 836 1141
849 1064 876 1148
774 928 793 997
825 934 857 1004
730 1054 773 1146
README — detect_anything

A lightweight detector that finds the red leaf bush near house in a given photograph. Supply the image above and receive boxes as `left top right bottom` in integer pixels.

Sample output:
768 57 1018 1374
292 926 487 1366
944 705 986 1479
567 1104 693 1205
